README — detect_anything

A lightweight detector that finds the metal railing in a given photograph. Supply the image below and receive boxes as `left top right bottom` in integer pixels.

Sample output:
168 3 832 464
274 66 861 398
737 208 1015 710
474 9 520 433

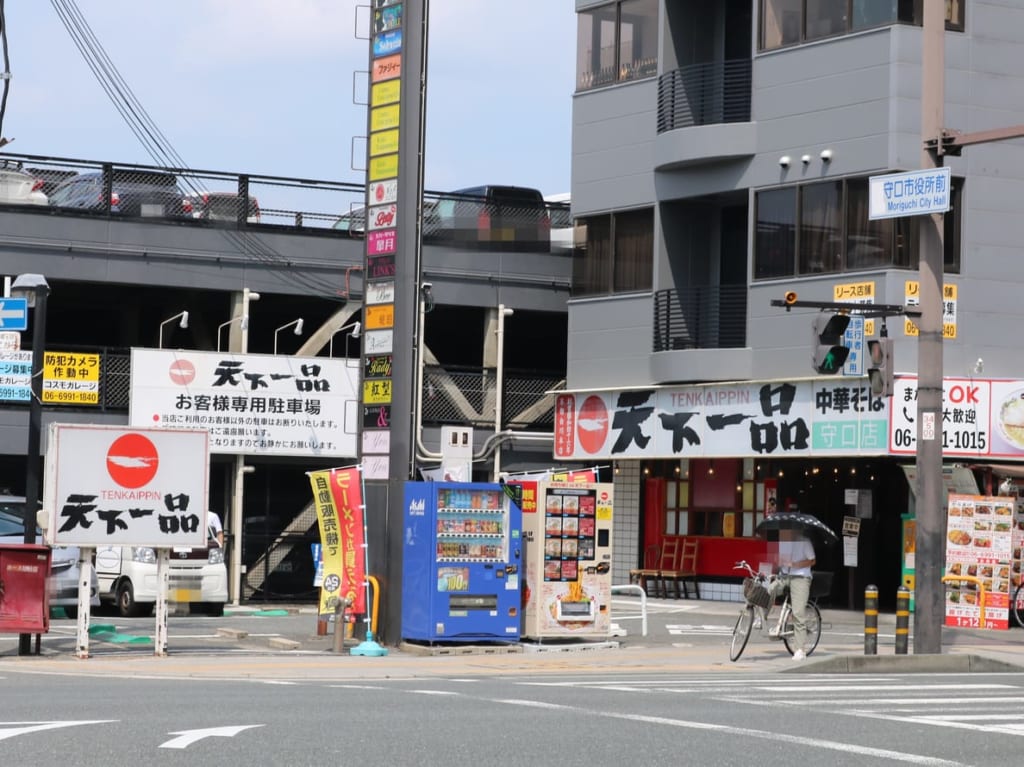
656 59 752 133
2 347 562 430
652 285 748 351
420 365 564 428
1 152 570 252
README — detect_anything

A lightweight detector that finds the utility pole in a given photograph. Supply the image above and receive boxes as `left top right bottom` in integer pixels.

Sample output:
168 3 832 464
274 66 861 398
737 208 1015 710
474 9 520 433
914 0 946 656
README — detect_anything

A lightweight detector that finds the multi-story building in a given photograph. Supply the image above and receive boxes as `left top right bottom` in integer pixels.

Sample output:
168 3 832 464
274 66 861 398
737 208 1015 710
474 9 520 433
565 0 1021 608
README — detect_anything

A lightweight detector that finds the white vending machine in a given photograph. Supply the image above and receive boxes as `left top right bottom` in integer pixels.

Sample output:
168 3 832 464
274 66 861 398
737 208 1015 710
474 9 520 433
520 481 613 640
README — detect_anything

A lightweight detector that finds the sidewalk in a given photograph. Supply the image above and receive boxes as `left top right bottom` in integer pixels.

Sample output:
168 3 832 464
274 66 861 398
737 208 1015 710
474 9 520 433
3 596 1022 679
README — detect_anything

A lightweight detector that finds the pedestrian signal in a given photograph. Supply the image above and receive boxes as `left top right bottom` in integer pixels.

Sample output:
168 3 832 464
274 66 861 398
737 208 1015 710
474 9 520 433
866 337 894 397
811 313 851 375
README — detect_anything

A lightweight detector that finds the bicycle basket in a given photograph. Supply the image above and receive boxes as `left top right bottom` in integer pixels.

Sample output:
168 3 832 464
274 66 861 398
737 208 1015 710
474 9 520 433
743 577 773 610
810 570 833 600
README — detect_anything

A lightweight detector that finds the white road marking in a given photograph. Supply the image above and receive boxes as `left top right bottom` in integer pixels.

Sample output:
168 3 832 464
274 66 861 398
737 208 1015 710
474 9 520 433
0 721 116 741
788 696 1024 706
667 623 733 635
762 684 1015 693
160 725 264 749
494 700 958 765
498 699 573 710
329 684 389 690
409 690 461 696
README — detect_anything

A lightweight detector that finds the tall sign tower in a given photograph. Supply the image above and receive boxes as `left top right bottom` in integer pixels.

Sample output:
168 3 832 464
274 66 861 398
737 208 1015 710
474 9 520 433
359 0 428 641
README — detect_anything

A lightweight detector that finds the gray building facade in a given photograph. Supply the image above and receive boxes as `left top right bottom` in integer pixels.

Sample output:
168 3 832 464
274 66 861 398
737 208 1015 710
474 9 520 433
568 1 1018 607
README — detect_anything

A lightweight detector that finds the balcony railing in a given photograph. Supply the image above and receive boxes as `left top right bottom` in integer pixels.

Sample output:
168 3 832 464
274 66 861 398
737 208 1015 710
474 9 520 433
653 286 748 351
656 59 752 133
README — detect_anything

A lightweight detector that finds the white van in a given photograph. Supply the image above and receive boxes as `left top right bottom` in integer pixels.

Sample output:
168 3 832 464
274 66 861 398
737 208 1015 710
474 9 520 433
94 536 228 617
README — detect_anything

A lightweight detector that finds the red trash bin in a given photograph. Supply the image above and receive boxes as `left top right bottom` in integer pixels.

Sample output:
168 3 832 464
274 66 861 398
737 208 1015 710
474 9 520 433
0 544 51 634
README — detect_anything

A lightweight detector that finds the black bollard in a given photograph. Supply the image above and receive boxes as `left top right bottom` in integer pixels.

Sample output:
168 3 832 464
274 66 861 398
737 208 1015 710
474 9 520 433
864 584 878 655
895 585 910 654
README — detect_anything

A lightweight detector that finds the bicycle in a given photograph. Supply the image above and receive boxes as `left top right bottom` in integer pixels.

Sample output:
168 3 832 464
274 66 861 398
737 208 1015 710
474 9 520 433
1012 581 1024 628
729 560 823 662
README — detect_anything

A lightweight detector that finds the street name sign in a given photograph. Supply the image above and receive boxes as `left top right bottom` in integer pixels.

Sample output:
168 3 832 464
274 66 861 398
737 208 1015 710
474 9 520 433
869 167 951 220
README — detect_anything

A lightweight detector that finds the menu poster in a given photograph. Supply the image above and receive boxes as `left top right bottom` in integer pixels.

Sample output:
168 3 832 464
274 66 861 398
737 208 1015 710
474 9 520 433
944 494 1016 630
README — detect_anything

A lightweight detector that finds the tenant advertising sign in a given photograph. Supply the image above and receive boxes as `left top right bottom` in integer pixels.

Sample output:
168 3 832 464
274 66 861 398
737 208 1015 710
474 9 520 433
128 349 359 457
889 376 1024 458
45 424 209 547
554 379 890 460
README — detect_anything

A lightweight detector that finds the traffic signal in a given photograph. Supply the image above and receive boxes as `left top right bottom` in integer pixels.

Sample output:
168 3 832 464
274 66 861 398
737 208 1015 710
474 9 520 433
811 313 851 374
867 337 894 397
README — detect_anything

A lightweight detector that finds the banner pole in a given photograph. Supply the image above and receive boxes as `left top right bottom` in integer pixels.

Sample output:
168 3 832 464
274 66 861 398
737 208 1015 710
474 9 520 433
350 464 387 656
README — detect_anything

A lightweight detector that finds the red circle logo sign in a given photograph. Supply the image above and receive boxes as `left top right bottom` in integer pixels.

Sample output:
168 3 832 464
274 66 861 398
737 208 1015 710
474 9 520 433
576 395 609 455
168 359 196 386
107 433 159 489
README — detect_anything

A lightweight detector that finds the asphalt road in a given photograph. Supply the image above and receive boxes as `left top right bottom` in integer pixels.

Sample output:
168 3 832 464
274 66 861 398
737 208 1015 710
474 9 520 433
3 666 1024 766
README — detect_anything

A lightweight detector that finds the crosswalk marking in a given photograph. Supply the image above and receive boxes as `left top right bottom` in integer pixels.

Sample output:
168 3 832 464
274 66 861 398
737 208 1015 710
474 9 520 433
517 675 1024 736
666 623 733 635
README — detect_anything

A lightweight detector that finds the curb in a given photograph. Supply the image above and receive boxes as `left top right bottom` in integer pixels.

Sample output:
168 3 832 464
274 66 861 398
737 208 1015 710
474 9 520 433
785 652 1024 674
216 627 249 640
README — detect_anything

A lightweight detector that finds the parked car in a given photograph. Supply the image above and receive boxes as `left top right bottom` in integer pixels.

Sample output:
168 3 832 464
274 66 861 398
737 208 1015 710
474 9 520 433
332 206 366 238
545 192 573 251
0 162 48 206
48 170 187 218
25 167 77 198
424 185 551 252
0 495 100 618
94 536 228 618
182 191 260 223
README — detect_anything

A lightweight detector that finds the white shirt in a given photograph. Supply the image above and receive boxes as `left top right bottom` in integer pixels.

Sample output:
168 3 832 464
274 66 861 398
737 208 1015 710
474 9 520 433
207 511 224 544
779 537 815 577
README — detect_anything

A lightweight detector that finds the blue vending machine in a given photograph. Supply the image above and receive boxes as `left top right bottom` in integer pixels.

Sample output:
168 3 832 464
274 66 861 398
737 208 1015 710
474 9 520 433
402 481 522 643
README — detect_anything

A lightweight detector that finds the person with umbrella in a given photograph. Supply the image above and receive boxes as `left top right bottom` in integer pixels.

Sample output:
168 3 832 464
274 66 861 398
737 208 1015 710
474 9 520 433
772 527 816 661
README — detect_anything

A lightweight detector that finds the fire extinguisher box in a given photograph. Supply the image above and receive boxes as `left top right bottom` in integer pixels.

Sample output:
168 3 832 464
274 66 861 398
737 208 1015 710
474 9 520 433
0 544 51 634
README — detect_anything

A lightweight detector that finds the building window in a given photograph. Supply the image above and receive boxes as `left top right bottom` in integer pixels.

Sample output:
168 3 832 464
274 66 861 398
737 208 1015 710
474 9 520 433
799 180 843 274
663 459 747 538
760 0 965 51
572 208 654 296
577 0 658 91
754 187 797 279
754 176 962 278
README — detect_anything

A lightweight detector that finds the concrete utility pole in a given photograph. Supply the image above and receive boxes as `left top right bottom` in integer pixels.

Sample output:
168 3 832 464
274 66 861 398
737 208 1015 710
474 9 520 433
914 0 946 656
915 6 1024 653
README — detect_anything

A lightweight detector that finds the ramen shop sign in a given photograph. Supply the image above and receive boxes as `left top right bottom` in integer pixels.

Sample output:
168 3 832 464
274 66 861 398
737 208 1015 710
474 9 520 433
44 424 209 547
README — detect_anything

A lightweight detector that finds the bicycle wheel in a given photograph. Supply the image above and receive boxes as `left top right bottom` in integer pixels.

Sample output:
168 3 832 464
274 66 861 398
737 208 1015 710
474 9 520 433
783 602 822 656
1012 584 1024 628
729 605 754 662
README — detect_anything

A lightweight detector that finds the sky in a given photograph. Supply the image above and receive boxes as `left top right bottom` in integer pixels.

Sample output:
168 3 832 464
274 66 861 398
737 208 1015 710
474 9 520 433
3 1 576 198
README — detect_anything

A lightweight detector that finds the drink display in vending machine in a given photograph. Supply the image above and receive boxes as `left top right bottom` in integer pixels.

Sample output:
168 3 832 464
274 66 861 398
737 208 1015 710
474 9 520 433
520 481 613 640
401 482 522 643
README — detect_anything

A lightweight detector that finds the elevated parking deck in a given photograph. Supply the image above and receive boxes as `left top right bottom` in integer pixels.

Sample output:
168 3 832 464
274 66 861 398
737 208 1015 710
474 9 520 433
1 152 571 312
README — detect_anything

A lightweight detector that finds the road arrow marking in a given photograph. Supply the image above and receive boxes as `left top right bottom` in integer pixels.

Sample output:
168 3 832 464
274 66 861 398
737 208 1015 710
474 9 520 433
0 721 115 741
160 724 264 749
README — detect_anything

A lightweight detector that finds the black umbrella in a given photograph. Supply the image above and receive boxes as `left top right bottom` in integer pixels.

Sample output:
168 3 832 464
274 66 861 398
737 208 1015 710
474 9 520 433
755 512 839 548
